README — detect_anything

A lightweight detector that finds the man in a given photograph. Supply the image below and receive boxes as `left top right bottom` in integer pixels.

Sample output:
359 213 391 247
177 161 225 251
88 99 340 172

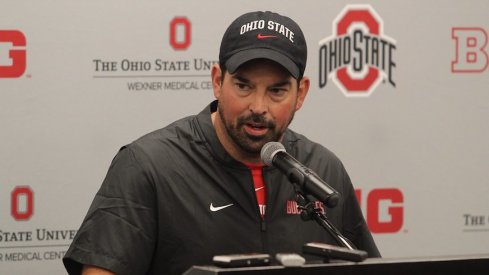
63 11 380 275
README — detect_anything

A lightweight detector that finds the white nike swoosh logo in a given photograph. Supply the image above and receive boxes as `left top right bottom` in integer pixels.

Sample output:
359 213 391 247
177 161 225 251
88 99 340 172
210 203 234 212
254 186 264 192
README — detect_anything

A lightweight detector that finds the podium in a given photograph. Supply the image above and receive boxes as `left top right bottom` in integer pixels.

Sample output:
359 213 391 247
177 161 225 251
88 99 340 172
184 254 489 275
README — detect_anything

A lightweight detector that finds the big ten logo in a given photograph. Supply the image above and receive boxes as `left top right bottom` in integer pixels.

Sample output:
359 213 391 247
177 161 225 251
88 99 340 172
0 30 27 78
355 188 404 233
170 17 191 50
452 27 488 73
7 186 34 221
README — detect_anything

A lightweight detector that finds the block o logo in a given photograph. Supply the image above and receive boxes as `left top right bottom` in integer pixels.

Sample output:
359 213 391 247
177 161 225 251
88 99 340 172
0 30 27 78
170 17 191 50
11 186 34 221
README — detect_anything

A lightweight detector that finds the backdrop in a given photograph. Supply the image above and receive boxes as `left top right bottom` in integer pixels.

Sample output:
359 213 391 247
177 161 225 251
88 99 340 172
1 0 488 274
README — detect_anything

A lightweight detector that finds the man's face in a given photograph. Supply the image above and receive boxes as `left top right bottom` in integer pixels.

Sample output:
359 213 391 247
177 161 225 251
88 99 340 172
212 59 309 160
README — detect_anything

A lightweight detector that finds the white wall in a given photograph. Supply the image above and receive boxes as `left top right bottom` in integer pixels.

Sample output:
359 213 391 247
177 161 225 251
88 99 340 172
1 1 488 273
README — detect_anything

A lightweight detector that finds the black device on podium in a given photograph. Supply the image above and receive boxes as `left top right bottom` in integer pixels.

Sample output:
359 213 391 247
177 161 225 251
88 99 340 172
184 255 489 275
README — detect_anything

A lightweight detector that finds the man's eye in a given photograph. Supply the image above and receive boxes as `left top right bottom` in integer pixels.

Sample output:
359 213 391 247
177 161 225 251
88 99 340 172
236 83 250 90
269 88 287 96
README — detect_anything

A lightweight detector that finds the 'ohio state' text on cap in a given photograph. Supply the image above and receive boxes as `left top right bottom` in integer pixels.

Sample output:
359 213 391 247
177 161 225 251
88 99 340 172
219 11 307 79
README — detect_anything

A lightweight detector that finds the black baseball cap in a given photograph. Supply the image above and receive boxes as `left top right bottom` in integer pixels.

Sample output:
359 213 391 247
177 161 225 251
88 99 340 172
219 11 307 79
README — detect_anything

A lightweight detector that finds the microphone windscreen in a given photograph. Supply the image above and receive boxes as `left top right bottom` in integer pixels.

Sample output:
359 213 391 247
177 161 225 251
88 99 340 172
260 142 286 166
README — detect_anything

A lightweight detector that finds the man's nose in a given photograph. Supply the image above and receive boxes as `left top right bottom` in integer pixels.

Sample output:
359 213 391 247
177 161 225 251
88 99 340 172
249 94 268 115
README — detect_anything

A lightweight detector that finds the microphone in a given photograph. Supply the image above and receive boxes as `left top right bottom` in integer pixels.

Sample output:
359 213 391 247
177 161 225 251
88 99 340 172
261 142 340 208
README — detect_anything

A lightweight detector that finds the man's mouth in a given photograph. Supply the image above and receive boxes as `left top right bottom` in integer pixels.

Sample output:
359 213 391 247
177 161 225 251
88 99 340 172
244 122 268 136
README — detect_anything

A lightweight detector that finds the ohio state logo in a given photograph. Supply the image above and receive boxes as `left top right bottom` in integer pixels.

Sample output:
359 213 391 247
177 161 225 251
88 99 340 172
319 5 397 97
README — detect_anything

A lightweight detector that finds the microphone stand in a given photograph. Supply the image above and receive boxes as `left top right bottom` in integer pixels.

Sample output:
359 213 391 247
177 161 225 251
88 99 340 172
293 186 368 262
295 191 356 250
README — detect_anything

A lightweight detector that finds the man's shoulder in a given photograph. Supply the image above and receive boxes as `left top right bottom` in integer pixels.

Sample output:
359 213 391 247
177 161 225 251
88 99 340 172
137 115 198 145
285 129 336 155
285 129 343 166
133 103 213 148
118 114 202 161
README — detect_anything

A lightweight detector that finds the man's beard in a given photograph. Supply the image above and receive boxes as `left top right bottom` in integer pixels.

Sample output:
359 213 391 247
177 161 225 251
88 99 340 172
218 107 294 155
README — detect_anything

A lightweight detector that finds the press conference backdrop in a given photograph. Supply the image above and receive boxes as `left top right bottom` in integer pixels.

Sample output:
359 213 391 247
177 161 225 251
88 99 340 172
1 1 488 274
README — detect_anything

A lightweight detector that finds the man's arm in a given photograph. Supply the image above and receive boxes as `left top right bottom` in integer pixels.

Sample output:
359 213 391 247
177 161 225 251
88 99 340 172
82 265 115 275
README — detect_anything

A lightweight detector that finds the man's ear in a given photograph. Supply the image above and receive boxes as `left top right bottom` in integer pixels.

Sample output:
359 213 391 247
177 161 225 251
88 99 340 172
211 64 223 99
295 76 310 111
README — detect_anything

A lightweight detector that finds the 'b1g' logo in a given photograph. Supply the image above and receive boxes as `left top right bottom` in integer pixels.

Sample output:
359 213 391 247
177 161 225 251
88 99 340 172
451 27 488 73
0 30 27 78
356 188 404 233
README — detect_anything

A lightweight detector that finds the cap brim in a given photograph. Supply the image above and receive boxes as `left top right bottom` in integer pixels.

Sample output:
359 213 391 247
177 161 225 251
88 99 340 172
225 48 300 79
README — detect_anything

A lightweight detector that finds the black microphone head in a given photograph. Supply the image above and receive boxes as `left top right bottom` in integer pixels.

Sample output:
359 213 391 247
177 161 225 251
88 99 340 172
261 142 286 166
